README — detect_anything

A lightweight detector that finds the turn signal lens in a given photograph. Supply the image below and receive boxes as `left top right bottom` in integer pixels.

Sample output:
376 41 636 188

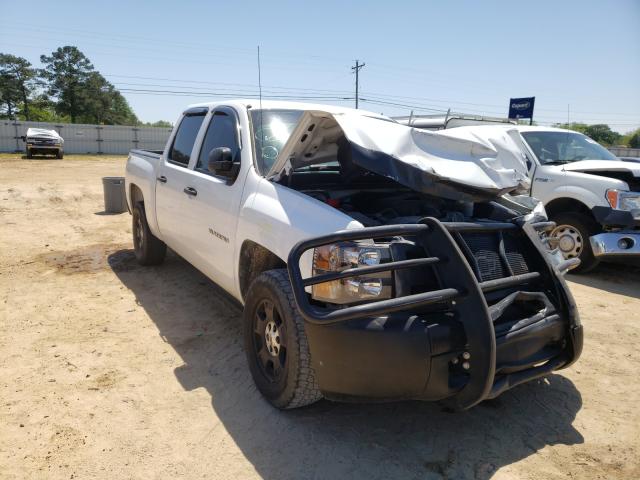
606 189 619 209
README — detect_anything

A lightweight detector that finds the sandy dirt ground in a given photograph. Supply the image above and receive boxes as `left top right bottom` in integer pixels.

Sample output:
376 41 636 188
0 153 639 480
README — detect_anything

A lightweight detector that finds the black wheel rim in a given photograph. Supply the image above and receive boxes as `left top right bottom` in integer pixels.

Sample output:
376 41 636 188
252 299 287 383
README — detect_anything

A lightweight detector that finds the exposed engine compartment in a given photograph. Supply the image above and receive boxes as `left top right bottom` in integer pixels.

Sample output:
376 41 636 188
278 166 520 228
305 189 470 226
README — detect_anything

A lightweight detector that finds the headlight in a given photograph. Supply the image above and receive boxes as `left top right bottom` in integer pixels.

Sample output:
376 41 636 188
606 189 640 219
311 241 392 304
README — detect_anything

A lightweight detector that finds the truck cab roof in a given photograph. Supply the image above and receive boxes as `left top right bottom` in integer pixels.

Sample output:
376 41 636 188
183 99 389 120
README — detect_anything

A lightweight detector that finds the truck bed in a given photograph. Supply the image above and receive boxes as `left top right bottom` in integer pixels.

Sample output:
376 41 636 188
130 149 163 159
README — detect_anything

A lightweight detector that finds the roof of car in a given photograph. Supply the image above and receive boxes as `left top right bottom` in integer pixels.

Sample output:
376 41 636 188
184 99 388 119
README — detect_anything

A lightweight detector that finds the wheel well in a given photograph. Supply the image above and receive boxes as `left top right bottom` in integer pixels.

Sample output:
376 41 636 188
238 241 286 301
545 197 593 219
130 183 144 206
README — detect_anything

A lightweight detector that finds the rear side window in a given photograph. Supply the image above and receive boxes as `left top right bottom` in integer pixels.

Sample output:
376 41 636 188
168 113 206 166
196 111 240 172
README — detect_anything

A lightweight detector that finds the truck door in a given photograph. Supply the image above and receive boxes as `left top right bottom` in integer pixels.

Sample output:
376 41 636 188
155 109 207 260
520 131 567 201
181 107 245 293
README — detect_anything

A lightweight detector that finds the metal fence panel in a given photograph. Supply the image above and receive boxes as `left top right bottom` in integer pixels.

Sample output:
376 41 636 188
608 147 640 158
0 120 171 154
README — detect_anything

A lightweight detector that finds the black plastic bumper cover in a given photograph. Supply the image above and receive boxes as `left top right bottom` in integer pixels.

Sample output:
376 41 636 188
287 218 582 409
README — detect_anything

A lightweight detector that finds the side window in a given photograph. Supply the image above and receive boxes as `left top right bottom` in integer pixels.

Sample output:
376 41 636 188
168 113 206 166
195 111 239 173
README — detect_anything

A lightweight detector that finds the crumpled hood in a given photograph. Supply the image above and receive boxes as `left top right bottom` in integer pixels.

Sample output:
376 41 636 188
561 159 640 177
268 111 530 201
26 128 63 142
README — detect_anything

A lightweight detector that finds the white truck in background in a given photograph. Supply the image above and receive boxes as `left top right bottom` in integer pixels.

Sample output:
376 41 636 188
21 128 64 159
124 100 583 412
428 125 640 272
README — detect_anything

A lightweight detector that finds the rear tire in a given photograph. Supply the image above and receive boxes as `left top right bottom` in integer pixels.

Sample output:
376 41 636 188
132 202 166 266
26 150 32 159
550 212 600 273
244 269 322 409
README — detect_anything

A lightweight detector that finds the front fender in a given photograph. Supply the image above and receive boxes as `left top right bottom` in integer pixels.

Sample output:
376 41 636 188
235 179 362 281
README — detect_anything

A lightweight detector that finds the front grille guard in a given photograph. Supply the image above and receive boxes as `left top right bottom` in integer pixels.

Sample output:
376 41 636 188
287 217 557 409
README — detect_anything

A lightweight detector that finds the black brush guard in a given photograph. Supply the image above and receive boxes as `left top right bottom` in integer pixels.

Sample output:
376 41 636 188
287 217 583 410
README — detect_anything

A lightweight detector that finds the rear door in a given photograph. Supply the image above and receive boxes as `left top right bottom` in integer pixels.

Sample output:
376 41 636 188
155 108 207 259
180 107 244 293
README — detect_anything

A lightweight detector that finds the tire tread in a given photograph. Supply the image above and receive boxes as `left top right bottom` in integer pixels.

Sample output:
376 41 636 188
245 269 322 409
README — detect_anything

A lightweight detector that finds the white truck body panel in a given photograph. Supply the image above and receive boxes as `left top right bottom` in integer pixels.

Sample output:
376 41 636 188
126 101 375 303
124 101 569 304
438 125 640 260
440 125 639 208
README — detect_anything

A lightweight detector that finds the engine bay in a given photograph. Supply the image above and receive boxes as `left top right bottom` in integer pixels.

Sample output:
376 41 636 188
304 188 472 226
277 166 520 227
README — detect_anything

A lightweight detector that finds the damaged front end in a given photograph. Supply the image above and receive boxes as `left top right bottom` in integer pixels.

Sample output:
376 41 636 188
270 109 582 408
288 218 582 409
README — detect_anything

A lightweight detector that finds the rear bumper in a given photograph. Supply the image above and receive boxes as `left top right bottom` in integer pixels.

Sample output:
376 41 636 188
288 218 582 409
590 231 640 259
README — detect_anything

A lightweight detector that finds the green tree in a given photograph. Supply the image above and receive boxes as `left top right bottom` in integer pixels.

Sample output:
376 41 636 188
26 94 60 122
554 122 621 145
79 71 138 125
144 120 172 127
40 46 138 125
622 128 640 148
583 124 621 146
39 46 94 123
0 53 38 119
554 122 589 134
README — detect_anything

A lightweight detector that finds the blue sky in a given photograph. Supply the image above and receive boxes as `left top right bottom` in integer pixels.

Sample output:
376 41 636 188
1 0 639 132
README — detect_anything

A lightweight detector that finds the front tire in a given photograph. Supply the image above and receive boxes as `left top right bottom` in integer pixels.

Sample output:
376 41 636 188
244 269 322 409
132 202 166 266
56 150 63 159
550 212 600 273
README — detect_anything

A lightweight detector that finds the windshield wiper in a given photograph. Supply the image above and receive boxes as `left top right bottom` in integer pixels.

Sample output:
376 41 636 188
543 160 571 165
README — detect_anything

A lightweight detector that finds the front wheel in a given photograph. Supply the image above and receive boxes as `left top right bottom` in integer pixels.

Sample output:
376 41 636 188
132 202 166 266
550 212 600 273
244 269 322 409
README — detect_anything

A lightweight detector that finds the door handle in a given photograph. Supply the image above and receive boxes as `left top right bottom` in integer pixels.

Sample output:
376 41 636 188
183 187 198 197
157 175 167 183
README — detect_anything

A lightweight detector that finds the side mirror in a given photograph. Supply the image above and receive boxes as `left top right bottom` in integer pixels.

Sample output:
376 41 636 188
208 147 234 175
20 135 26 142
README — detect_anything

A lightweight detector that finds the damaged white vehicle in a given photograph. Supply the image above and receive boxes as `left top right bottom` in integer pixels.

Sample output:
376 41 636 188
21 128 64 159
433 125 640 271
125 100 582 411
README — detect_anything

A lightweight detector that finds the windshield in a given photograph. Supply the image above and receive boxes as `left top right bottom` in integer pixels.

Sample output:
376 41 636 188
250 109 304 174
521 131 617 164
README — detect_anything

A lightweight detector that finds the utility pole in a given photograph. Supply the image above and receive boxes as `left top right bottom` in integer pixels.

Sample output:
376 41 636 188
352 60 365 109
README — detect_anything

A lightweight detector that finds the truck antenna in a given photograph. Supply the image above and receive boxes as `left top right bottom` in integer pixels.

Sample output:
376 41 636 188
257 46 263 112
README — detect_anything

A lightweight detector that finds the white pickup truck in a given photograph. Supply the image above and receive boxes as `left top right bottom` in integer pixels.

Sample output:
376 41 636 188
430 125 640 272
21 128 64 159
125 100 582 411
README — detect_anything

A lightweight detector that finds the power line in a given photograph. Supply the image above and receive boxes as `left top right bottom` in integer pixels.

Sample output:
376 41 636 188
107 75 639 120
117 87 353 101
106 76 353 96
